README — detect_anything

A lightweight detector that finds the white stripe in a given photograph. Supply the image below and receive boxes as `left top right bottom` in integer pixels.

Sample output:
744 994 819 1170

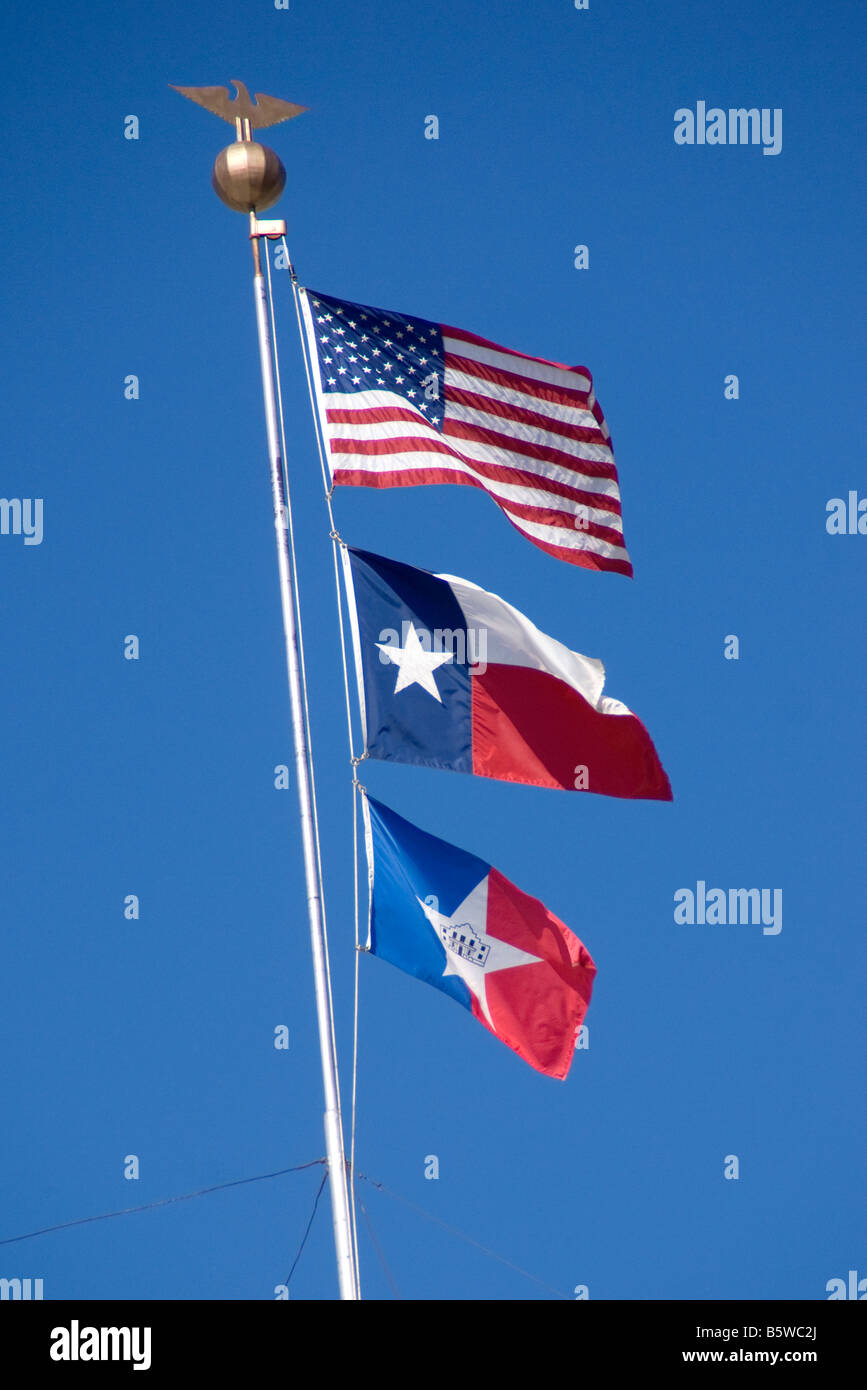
446 366 608 438
322 382 611 458
323 389 615 470
326 379 608 443
439 572 609 706
327 411 619 489
323 388 419 410
331 448 624 529
445 397 614 465
503 510 631 562
331 414 616 471
443 333 593 394
327 418 623 501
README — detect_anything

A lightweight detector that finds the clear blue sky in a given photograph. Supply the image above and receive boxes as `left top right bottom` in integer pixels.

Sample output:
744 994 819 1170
1 0 864 1300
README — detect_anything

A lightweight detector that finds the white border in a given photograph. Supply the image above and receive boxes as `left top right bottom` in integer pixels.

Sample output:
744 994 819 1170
358 787 375 951
339 543 369 752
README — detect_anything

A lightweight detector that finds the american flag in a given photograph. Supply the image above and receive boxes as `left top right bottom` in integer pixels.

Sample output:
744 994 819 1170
299 288 631 576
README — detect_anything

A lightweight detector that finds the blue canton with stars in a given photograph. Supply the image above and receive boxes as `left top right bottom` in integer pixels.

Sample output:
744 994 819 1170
306 289 446 431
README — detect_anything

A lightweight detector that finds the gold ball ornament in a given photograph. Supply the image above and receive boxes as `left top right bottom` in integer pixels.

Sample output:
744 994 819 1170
212 140 286 213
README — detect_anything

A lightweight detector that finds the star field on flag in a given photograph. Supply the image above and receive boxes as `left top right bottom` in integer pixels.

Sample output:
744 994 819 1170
300 287 632 575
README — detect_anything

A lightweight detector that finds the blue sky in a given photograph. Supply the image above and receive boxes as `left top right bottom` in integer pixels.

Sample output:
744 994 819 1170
1 0 864 1300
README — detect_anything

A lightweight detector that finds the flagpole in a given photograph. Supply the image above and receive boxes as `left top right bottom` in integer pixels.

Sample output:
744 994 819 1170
247 222 358 1301
175 88 358 1300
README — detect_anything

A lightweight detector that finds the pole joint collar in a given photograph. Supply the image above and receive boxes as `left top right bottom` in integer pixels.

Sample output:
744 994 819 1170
249 217 287 239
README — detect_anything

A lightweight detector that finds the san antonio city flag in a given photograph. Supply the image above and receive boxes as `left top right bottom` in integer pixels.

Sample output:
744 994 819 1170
299 286 632 575
362 794 596 1079
343 547 672 800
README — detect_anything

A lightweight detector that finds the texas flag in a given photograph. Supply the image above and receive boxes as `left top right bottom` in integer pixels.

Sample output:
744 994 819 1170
362 794 596 1078
343 547 672 800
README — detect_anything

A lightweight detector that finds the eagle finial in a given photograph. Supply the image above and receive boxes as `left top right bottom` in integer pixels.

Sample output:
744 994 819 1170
169 80 308 130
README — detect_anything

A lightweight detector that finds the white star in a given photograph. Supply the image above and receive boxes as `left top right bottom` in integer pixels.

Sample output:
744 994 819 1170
418 879 542 1027
376 622 453 701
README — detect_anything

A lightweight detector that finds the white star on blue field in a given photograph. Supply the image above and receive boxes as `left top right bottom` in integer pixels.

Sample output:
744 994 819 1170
309 290 445 426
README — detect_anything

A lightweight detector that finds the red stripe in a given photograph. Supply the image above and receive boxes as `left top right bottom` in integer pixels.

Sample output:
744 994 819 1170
442 417 618 482
332 467 630 568
325 404 615 483
330 425 618 487
471 665 670 797
443 323 593 384
492 500 626 549
329 438 623 516
447 347 613 446
445 384 609 449
331 465 620 526
514 530 633 576
325 396 609 454
446 351 595 413
326 404 428 426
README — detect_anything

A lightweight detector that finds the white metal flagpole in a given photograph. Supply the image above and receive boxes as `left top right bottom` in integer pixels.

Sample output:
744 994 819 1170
171 81 358 1299
249 220 358 1301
